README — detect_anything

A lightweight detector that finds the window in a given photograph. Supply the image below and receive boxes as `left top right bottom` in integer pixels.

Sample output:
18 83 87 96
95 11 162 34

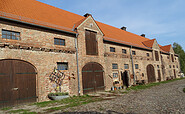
57 62 68 70
169 65 171 68
157 65 159 68
85 30 98 55
171 54 174 62
110 47 115 52
112 63 118 69
2 29 20 40
132 51 136 55
167 56 169 59
177 65 178 68
113 73 118 78
173 65 175 68
54 38 65 46
155 51 159 61
124 64 129 69
135 64 139 69
122 49 127 54
146 53 150 57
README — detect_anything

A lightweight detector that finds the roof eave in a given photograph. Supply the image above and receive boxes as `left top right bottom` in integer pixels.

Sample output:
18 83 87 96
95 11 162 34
0 16 77 37
103 39 152 51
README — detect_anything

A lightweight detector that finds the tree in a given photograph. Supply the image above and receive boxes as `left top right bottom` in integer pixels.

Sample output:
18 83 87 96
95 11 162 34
173 42 185 73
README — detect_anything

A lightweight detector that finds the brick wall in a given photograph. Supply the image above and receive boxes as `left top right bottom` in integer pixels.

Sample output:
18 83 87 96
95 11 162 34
0 20 78 101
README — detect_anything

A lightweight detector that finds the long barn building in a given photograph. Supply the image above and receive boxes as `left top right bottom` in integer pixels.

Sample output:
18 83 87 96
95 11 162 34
0 0 180 107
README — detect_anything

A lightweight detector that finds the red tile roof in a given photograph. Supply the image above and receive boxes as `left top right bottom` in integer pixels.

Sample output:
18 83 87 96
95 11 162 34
160 45 172 52
142 39 155 48
0 0 171 51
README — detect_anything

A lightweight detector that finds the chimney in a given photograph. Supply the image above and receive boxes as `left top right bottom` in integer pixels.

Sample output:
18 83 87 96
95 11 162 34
121 26 127 31
84 13 92 17
141 34 145 37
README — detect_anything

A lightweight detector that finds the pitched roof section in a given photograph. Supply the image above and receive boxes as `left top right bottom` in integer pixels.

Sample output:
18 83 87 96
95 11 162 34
0 0 84 33
0 0 171 51
96 22 152 49
160 45 172 52
142 39 155 48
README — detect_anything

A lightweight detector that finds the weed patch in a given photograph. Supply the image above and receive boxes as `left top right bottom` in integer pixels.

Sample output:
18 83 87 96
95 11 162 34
45 95 103 113
1 107 12 111
127 77 185 91
8 109 36 114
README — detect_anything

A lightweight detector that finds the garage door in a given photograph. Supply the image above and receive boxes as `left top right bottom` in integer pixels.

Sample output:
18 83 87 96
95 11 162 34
0 59 37 107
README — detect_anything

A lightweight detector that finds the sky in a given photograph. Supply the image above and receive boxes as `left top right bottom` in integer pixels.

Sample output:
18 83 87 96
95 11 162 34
37 0 185 50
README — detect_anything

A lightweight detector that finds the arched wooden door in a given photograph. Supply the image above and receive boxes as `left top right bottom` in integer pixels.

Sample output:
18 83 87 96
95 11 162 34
0 59 37 107
146 64 156 83
82 62 104 94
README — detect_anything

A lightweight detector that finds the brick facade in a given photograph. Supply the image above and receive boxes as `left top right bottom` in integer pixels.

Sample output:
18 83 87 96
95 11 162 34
0 8 181 102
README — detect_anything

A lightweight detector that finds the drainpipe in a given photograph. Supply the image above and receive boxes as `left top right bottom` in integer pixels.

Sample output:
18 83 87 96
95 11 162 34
74 34 80 95
130 46 136 85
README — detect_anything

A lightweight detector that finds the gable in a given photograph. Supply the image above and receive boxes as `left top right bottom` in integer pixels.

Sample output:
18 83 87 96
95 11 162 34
76 16 104 36
152 40 160 50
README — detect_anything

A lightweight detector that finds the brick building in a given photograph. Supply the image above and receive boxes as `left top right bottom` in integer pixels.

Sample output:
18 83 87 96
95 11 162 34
0 0 180 107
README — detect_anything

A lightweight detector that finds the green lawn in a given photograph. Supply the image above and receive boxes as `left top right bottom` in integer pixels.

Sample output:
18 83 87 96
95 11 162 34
127 77 185 91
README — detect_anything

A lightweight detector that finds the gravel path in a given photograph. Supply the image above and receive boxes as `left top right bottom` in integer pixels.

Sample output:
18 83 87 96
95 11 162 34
58 79 185 114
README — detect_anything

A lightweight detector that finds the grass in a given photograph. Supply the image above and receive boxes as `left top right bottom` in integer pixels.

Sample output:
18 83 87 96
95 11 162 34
45 95 103 112
183 88 185 93
8 109 37 114
1 107 12 111
32 95 103 113
127 77 185 91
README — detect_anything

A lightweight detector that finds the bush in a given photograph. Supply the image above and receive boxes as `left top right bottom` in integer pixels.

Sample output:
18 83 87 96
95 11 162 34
183 88 185 93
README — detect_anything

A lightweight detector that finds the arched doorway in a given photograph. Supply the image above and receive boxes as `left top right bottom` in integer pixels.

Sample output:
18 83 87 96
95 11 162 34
146 64 156 83
0 59 37 107
82 62 104 94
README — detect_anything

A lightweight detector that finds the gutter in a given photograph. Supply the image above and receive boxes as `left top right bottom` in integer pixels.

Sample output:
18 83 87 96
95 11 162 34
74 34 81 95
0 16 77 36
130 46 136 85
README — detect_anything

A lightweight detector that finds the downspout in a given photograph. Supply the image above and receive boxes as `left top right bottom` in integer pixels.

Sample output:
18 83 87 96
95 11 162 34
75 33 80 95
130 46 136 85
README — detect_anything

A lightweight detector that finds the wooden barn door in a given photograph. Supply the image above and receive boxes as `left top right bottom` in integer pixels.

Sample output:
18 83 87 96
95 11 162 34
0 60 37 107
0 60 13 107
82 62 104 94
146 64 156 83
